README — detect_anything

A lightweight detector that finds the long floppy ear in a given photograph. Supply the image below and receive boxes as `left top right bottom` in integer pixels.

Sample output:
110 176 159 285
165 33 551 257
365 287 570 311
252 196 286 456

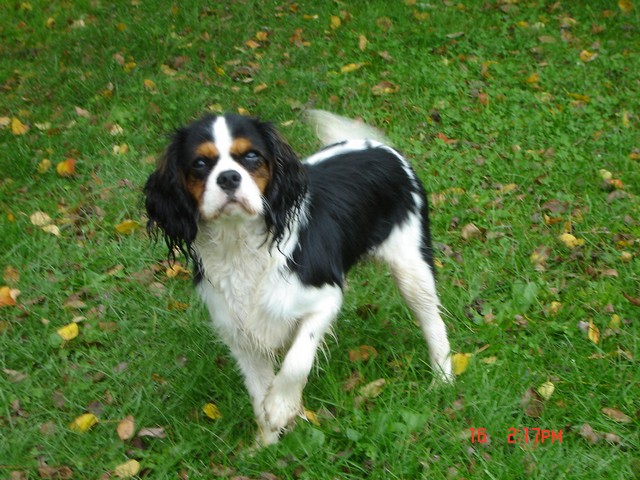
144 129 199 262
258 121 307 248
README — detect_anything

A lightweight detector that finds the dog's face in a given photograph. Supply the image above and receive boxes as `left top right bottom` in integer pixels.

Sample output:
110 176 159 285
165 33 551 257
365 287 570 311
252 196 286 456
182 115 273 221
144 114 306 258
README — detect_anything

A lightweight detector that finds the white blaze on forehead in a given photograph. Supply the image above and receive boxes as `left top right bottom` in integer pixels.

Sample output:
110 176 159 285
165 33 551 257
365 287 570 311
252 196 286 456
212 116 233 160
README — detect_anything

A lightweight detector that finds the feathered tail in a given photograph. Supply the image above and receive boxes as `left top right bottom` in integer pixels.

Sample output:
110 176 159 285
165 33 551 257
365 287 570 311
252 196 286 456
305 110 389 147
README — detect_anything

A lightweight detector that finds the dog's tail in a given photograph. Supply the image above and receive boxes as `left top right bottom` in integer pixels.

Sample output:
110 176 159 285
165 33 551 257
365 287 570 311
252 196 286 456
305 110 390 147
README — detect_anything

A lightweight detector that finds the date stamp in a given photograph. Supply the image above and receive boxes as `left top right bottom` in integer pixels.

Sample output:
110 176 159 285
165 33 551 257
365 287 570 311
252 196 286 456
469 427 563 444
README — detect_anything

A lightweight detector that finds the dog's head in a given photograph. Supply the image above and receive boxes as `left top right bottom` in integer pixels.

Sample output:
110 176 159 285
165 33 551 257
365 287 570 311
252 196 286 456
144 113 307 259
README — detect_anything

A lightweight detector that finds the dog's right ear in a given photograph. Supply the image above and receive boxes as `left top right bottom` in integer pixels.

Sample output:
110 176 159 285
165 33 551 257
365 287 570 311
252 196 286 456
144 128 199 262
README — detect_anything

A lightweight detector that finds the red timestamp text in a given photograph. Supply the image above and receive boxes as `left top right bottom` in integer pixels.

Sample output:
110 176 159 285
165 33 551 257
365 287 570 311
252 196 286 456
469 427 563 444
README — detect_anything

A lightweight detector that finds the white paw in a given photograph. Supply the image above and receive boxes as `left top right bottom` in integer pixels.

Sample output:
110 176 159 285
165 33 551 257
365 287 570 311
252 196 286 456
262 388 302 437
432 357 454 384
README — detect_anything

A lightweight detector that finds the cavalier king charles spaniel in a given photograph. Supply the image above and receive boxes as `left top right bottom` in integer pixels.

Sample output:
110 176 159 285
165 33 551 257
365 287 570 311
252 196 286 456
144 110 452 445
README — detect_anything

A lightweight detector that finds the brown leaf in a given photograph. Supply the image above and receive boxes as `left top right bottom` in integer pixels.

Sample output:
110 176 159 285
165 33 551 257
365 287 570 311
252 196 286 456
37 465 73 479
137 427 167 438
520 388 544 418
623 292 640 307
602 407 632 423
371 81 399 96
461 223 483 241
3 368 27 383
348 345 378 362
358 378 386 399
578 423 600 444
117 415 135 441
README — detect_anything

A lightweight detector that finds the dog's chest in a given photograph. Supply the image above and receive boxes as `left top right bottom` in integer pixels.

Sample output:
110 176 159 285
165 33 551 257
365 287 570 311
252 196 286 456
194 224 300 351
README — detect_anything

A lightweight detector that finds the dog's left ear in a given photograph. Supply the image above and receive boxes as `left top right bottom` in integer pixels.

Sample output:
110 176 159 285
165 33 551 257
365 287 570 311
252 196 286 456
258 121 307 247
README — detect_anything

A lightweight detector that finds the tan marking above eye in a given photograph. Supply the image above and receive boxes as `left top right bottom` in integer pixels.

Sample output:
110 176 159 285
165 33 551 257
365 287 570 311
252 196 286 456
195 142 219 159
230 138 254 157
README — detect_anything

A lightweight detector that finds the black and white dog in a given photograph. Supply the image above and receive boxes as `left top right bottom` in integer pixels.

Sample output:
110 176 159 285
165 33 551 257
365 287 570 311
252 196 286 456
144 110 452 445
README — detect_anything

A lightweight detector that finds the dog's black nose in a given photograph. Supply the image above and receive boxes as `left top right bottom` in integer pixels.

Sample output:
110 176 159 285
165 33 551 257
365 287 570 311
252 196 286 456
217 170 242 193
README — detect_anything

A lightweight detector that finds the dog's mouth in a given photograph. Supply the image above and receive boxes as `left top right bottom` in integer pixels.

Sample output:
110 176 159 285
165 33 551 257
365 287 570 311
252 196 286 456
211 196 258 220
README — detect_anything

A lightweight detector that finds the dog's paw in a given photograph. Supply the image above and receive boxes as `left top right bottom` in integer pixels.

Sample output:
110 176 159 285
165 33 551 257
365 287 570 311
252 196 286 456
262 388 302 437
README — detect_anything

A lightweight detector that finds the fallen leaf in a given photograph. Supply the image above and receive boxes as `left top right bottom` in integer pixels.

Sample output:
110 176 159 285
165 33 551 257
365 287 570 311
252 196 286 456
461 223 483 241
75 106 90 118
30 211 53 227
137 427 166 438
602 407 632 423
114 459 140 478
56 158 76 177
371 81 399 95
521 388 544 418
0 286 19 307
37 465 73 479
115 220 140 235
578 423 600 444
166 263 190 279
330 15 341 29
558 233 585 248
3 368 27 382
203 403 222 420
245 39 261 49
358 378 386 399
304 408 321 426
358 35 368 51
451 353 471 375
623 292 640 307
340 62 365 73
37 159 52 173
525 73 540 84
117 415 135 441
253 82 268 94
618 0 634 13
11 117 29 135
69 413 98 432
588 319 600 344
143 79 157 92
536 381 555 401
348 345 378 362
579 50 598 62
42 224 61 237
57 322 79 341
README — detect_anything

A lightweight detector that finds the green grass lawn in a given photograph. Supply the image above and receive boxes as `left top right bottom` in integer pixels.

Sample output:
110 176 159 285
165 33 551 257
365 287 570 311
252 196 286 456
1 0 639 478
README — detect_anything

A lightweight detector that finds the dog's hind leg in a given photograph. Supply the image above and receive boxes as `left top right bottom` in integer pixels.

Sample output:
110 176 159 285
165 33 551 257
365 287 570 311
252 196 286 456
375 213 453 383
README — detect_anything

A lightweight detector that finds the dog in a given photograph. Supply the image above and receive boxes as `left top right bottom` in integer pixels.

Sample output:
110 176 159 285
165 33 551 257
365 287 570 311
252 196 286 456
144 110 452 445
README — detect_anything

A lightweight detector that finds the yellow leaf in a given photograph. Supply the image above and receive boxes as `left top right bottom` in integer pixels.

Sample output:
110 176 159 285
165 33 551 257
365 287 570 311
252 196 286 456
549 301 562 316
161 64 177 76
42 224 61 237
11 117 28 135
255 31 268 41
117 415 135 441
579 50 598 62
115 219 139 235
214 66 225 76
588 319 600 344
330 15 341 29
358 35 368 51
525 73 540 84
536 381 555 401
622 110 630 128
618 0 634 13
114 459 140 478
253 82 268 94
57 322 79 341
124 61 137 72
480 356 497 365
245 39 261 49
558 233 585 248
166 263 190 278
609 314 621 329
340 62 365 73
37 158 52 173
143 79 156 92
452 353 472 375
0 286 19 307
56 158 76 177
203 403 222 420
304 408 320 426
69 413 98 432
30 211 53 227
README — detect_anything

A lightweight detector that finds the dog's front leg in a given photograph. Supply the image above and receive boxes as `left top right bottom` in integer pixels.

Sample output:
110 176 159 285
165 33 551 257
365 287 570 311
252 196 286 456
262 289 342 443
228 344 277 444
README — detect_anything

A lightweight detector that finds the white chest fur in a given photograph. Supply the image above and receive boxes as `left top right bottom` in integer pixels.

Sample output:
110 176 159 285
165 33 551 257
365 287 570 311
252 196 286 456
194 219 311 353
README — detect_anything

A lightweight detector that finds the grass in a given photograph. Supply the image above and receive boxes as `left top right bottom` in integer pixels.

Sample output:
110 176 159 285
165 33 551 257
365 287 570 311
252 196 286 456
1 0 639 478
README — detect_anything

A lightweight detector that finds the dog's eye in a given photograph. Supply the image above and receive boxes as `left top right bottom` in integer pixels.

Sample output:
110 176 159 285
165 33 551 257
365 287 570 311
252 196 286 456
242 151 262 167
192 158 208 170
